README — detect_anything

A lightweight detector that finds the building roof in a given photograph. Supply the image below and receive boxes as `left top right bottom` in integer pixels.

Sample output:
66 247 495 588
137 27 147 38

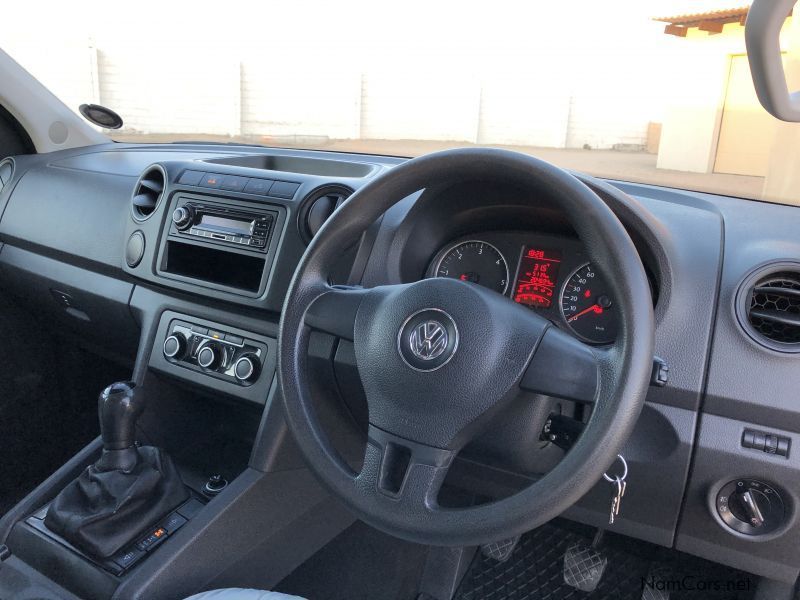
653 7 749 26
652 6 787 37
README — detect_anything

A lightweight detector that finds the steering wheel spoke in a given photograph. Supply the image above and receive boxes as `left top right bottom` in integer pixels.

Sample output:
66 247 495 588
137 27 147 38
304 285 372 341
520 325 600 404
358 425 453 510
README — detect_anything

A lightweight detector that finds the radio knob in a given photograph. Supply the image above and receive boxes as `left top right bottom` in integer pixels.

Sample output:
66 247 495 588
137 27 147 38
172 206 194 230
197 344 222 370
233 354 260 384
163 333 188 360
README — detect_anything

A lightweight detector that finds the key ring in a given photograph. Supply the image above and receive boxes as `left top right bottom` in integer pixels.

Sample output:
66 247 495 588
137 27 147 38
603 454 628 482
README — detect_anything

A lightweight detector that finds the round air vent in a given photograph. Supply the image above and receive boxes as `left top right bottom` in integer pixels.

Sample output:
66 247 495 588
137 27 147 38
736 262 800 353
298 184 354 242
0 158 14 194
131 165 166 221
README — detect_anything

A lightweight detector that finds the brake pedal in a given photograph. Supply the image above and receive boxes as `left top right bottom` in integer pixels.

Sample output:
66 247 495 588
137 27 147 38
563 541 608 592
480 536 519 562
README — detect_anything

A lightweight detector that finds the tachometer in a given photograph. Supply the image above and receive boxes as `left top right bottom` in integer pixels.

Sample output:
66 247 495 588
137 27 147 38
435 240 509 294
560 263 618 344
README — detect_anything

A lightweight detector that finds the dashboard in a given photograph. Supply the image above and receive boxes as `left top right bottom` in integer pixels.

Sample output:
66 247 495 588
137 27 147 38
1 142 800 585
426 231 630 345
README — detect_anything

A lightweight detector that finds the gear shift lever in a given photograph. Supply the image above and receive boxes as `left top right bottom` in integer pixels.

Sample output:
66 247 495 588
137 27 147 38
99 381 144 450
96 381 144 471
45 381 189 558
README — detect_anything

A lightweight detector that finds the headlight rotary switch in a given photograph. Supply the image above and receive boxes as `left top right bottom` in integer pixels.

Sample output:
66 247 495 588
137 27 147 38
716 478 785 535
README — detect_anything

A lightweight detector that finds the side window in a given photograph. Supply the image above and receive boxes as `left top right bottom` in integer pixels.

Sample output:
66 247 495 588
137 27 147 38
0 104 34 159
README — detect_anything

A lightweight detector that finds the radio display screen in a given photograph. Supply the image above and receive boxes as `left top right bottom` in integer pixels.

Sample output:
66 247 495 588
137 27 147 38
513 247 562 308
199 214 253 236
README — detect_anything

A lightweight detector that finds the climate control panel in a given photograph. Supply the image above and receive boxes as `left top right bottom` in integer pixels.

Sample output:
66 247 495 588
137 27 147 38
162 320 267 386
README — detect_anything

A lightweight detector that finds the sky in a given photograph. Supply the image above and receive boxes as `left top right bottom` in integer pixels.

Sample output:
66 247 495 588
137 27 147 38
5 1 751 65
1 0 755 134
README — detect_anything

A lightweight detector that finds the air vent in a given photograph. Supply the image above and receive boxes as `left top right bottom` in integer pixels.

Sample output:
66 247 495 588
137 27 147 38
0 158 14 194
131 165 166 221
299 184 354 242
737 262 800 352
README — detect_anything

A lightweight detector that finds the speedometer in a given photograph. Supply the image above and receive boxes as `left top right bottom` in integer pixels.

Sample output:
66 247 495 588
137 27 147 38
434 240 509 294
560 263 618 344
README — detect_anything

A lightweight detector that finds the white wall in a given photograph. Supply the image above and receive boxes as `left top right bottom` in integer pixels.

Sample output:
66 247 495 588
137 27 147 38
2 38 99 114
2 0 683 151
656 22 792 174
1 38 663 149
477 73 571 148
656 32 739 173
241 62 361 139
360 72 481 142
97 44 241 136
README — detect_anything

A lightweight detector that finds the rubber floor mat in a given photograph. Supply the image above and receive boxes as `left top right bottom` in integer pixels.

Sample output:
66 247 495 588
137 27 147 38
454 521 757 600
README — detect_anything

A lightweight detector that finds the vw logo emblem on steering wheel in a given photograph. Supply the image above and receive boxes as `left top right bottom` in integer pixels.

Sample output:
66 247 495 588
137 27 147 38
409 321 448 361
398 309 459 371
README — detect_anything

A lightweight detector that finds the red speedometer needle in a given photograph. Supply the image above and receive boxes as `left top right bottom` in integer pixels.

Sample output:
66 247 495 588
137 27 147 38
568 304 603 322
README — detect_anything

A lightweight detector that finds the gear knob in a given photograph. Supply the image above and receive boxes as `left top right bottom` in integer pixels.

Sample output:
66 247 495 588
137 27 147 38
98 381 144 451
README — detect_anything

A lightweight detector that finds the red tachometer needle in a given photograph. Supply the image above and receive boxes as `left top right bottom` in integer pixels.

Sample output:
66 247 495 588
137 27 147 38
568 304 603 322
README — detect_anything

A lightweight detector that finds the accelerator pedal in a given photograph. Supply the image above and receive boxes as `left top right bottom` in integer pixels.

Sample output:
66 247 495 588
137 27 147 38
563 530 608 592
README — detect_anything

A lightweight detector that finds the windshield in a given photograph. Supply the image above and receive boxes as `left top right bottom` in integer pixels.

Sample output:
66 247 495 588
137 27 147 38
4 1 798 205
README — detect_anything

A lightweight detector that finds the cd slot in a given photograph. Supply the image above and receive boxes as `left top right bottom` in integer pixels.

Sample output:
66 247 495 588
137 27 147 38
163 240 265 293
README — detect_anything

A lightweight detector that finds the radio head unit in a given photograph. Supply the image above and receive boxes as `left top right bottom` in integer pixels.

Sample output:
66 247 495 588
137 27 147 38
171 201 275 251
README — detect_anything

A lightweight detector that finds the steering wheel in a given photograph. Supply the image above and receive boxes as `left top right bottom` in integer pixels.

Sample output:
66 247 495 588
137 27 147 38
278 148 654 546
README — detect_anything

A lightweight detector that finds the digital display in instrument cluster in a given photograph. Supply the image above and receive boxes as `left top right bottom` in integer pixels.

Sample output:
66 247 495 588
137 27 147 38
512 247 562 308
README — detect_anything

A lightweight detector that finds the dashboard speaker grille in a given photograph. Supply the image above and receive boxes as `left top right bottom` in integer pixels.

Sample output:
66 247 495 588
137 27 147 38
738 263 800 352
131 165 166 221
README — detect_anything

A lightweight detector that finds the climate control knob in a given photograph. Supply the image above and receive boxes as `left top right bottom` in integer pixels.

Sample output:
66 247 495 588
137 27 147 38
197 344 222 370
172 206 194 230
163 333 188 360
233 354 260 384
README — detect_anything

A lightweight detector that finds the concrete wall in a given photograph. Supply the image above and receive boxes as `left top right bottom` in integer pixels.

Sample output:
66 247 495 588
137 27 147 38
241 62 361 140
360 72 481 142
656 20 792 174
477 71 571 148
3 39 99 118
97 44 241 136
3 34 661 150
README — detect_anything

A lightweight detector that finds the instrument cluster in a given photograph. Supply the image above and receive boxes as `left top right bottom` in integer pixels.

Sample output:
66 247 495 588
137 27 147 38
426 231 634 345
